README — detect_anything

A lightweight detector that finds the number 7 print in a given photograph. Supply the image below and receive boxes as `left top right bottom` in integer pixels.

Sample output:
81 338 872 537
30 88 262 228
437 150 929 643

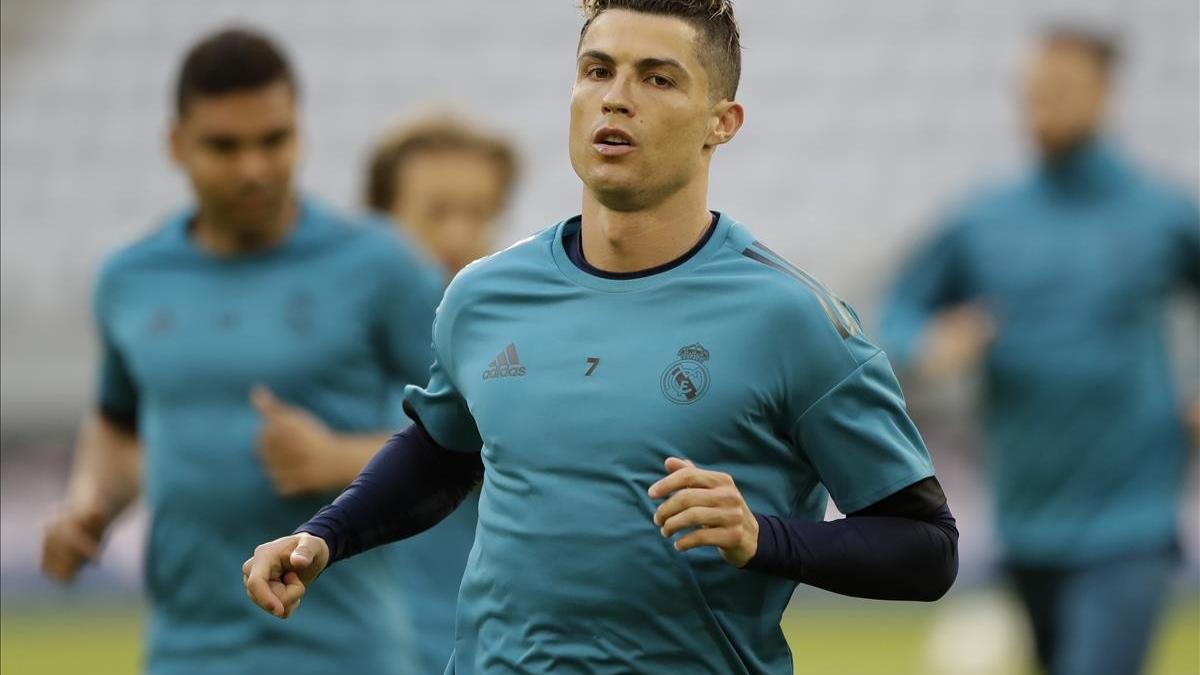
585 357 600 376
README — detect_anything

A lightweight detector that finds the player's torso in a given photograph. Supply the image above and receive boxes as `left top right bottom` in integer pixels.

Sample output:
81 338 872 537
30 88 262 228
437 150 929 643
455 275 812 524
110 211 424 670
962 186 1176 345
110 248 391 513
447 246 813 673
955 178 1189 563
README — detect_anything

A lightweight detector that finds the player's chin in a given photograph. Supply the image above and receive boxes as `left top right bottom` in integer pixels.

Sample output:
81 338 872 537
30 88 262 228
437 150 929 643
584 169 646 205
230 197 287 230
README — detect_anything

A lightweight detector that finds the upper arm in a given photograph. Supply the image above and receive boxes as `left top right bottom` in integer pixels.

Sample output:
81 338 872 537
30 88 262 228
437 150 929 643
1169 196 1200 292
759 272 936 515
373 243 445 387
401 280 483 453
880 218 972 367
93 261 139 430
789 348 935 514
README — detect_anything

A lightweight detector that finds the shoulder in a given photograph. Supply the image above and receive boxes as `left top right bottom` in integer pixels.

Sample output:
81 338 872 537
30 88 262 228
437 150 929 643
717 221 878 372
439 224 558 316
944 176 1029 231
308 202 445 290
93 214 189 308
1132 172 1199 226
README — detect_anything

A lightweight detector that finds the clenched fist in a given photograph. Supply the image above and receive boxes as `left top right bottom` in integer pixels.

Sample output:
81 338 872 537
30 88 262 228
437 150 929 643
242 532 330 619
253 386 340 496
42 502 109 583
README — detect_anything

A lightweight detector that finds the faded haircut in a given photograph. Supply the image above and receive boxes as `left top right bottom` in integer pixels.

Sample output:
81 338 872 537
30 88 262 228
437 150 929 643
579 0 741 102
364 112 518 213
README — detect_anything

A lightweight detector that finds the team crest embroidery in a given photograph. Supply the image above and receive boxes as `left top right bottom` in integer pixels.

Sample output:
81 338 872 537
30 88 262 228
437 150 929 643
660 343 710 405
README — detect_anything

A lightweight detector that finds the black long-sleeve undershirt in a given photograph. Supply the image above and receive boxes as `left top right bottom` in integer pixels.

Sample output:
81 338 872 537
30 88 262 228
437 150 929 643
297 412 957 601
746 477 958 601
297 411 483 563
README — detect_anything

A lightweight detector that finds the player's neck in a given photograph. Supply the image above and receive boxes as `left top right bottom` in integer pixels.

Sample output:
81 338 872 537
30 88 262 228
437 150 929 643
580 180 713 274
192 198 298 257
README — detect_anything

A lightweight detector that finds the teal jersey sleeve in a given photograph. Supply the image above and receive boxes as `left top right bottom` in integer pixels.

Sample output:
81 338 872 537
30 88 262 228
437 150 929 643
93 256 139 422
790 348 934 514
371 237 444 387
879 216 972 368
742 238 938 516
1169 196 1200 292
402 276 483 453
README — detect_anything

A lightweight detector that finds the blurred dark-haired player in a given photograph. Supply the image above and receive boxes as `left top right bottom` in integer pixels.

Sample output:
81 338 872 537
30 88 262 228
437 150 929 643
40 27 440 675
246 3 960 673
882 27 1199 675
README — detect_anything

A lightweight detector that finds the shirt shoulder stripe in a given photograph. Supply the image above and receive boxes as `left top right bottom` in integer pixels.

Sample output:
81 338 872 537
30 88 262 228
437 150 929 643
748 241 861 335
741 246 856 339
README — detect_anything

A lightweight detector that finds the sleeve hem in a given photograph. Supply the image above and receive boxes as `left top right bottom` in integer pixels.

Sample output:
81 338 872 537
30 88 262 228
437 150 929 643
832 468 936 516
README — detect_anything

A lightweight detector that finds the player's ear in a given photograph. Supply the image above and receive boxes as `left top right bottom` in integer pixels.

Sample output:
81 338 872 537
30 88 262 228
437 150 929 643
706 100 744 148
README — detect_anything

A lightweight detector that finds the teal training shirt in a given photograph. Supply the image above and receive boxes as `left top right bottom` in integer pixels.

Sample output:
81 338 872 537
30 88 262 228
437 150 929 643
880 140 1200 565
404 212 935 675
94 198 441 675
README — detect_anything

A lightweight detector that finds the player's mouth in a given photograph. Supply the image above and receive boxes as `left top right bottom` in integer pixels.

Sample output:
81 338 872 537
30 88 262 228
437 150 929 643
592 127 636 157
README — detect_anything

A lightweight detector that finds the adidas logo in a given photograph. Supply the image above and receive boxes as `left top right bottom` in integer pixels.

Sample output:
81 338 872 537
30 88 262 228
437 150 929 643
482 343 527 379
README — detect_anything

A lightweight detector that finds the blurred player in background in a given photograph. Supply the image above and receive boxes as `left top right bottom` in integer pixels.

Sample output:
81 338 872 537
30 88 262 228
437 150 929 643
263 113 519 674
367 113 516 673
882 27 1199 675
365 113 518 277
40 27 441 675
245 2 960 673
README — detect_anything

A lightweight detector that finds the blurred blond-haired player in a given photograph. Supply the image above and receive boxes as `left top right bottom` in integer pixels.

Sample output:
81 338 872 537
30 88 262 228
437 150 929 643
265 111 518 674
366 112 518 277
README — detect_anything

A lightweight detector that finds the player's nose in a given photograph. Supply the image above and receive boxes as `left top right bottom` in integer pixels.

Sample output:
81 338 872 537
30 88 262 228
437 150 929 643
600 76 634 116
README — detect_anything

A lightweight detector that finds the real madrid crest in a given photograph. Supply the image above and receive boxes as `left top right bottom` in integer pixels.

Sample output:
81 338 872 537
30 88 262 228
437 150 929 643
660 343 711 405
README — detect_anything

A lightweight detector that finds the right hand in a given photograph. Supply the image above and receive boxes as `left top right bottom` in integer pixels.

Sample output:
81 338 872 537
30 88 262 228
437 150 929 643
41 503 109 584
242 532 329 619
920 305 996 379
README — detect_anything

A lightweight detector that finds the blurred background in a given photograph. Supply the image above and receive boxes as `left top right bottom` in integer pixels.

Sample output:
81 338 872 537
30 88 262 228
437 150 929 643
1 0 1196 673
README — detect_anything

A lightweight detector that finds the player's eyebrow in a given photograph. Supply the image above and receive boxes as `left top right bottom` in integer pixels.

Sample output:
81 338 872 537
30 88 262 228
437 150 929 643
580 49 686 69
201 134 240 151
258 127 293 146
635 57 686 74
578 50 687 74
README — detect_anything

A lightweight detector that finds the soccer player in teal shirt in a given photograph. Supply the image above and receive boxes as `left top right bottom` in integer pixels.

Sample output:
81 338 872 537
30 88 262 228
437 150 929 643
263 114 522 674
41 29 440 675
366 113 519 675
246 3 959 673
880 29 1199 675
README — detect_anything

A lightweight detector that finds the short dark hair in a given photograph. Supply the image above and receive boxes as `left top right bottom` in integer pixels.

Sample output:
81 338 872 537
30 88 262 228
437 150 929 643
579 0 741 102
175 27 297 116
1042 24 1120 75
365 112 519 213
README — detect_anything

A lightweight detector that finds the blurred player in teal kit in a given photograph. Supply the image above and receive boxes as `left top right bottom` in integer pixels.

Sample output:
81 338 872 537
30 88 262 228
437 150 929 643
882 28 1199 675
39 28 441 674
367 114 517 674
263 113 519 673
245 3 961 674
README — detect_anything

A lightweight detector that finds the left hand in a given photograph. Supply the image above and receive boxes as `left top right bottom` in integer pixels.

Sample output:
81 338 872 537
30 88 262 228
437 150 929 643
253 386 340 496
648 457 759 567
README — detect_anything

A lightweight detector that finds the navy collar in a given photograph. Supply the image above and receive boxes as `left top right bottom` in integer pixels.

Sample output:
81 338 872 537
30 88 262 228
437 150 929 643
564 212 719 280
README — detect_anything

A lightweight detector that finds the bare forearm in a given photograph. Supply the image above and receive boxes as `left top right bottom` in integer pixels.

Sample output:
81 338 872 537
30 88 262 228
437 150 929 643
67 412 141 521
323 433 393 488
